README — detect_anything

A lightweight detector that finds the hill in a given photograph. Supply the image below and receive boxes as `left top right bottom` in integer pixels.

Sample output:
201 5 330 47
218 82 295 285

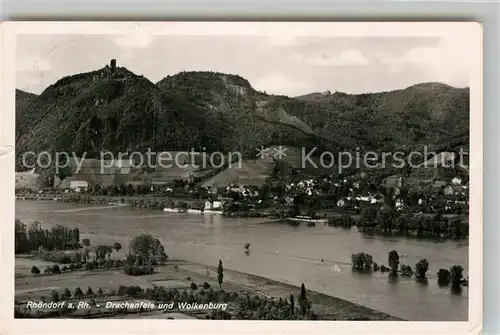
15 64 469 184
15 89 38 139
15 67 323 170
291 83 469 151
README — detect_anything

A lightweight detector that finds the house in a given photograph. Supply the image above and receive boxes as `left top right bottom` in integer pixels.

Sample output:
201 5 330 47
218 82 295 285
204 200 223 210
69 180 89 192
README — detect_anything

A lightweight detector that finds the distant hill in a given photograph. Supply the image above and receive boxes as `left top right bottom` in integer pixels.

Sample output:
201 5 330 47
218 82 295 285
291 83 469 151
15 65 470 182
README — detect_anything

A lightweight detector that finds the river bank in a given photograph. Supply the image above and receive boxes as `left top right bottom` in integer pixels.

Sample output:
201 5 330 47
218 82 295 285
15 252 401 320
15 201 469 320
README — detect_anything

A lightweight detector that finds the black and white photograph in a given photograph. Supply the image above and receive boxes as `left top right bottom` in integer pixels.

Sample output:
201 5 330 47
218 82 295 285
1 21 482 334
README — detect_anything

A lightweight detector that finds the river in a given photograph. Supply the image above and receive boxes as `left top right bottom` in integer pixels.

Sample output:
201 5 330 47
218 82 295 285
15 201 469 321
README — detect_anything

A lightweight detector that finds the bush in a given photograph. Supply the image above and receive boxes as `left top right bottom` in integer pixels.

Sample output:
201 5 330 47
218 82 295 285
113 259 123 268
31 266 40 275
124 265 153 276
400 264 413 277
44 266 52 274
125 285 143 297
372 262 379 272
104 260 114 269
84 262 95 271
190 282 198 290
380 264 390 272
202 282 211 290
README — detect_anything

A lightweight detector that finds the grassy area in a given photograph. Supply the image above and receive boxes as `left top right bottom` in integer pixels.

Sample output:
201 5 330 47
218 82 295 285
15 253 401 320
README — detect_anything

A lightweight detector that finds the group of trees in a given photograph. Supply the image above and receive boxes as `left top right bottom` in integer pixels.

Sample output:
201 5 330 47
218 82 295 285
15 219 80 254
23 277 316 320
18 221 169 278
358 208 468 239
437 265 467 290
327 211 468 240
351 250 466 290
122 234 168 276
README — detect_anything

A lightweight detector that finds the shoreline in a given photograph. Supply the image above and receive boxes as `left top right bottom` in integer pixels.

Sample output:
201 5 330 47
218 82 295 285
15 254 402 321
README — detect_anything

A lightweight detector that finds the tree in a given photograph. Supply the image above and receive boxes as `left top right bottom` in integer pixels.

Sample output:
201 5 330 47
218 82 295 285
415 259 429 278
298 283 309 315
97 288 104 297
73 287 83 298
51 290 60 302
351 252 373 271
129 234 167 264
117 285 126 296
52 264 61 274
289 204 300 217
437 269 451 286
203 282 210 290
31 266 40 275
217 259 224 290
62 288 72 300
289 294 295 315
112 242 122 253
82 238 91 247
95 245 113 261
449 265 464 288
388 250 399 275
86 286 94 297
190 282 198 291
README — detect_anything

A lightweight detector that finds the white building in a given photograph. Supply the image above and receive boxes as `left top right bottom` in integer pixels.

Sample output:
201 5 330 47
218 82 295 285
69 180 89 192
205 201 223 210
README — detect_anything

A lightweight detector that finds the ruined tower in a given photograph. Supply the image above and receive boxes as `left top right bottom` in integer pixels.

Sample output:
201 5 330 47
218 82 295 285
110 59 116 73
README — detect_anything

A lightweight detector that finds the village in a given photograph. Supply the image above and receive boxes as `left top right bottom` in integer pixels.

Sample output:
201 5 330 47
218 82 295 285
16 149 469 236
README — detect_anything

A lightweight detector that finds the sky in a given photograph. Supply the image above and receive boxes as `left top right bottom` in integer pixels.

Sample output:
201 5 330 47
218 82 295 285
16 32 476 97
